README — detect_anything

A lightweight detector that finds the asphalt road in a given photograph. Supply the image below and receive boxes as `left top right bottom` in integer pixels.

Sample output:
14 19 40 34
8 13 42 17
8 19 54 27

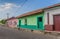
0 25 58 39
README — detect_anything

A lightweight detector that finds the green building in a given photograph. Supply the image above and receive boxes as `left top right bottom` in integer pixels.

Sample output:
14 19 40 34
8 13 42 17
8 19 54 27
17 9 44 30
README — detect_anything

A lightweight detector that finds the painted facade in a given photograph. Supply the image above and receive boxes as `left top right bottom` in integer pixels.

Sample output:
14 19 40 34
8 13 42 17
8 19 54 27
6 17 18 28
17 3 60 31
44 6 60 31
18 12 44 30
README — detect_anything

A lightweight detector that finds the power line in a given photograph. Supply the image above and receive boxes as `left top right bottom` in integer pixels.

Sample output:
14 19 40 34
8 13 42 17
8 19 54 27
15 0 28 14
6 0 28 18
20 0 28 7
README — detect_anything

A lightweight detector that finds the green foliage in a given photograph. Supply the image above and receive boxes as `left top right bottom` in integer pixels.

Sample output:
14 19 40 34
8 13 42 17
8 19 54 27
0 19 6 24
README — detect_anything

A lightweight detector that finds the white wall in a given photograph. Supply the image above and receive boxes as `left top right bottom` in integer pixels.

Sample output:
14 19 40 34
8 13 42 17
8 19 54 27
44 6 60 25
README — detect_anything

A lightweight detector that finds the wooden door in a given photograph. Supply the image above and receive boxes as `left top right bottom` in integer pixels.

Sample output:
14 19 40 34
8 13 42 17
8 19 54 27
54 15 60 31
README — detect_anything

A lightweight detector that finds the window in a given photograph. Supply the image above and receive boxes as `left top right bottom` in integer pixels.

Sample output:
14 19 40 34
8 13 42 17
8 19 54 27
25 18 27 25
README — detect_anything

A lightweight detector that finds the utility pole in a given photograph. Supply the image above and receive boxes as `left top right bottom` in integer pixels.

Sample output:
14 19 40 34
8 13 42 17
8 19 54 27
6 13 9 27
7 13 9 19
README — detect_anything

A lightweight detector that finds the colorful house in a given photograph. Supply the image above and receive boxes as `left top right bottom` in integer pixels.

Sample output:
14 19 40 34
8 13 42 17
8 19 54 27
17 10 45 30
6 17 18 28
44 3 60 31
17 3 60 31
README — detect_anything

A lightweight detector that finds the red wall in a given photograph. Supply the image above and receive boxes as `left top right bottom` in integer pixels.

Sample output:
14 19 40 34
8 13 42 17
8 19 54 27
45 25 53 31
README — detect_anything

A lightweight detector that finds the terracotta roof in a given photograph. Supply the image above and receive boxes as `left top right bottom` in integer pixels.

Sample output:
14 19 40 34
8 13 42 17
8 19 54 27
44 3 60 9
6 17 16 21
17 9 43 18
17 3 60 18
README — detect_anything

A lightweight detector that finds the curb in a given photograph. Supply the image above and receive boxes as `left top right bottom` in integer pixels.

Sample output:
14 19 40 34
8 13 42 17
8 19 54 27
17 28 60 37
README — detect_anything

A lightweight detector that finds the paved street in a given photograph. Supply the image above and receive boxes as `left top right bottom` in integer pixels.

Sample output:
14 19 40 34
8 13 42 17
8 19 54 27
0 25 58 39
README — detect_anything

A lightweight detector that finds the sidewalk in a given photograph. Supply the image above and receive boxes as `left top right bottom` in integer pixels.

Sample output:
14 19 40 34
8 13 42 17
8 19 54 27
0 24 60 39
17 28 60 36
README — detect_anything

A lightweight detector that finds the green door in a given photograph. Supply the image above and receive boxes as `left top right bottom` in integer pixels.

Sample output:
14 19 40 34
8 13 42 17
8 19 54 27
38 17 44 30
19 20 21 27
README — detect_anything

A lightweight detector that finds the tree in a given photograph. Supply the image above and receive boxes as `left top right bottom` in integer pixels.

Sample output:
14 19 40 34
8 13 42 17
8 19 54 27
0 19 6 24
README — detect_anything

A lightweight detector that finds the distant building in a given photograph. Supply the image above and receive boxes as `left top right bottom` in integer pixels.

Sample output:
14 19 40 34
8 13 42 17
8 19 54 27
6 17 18 28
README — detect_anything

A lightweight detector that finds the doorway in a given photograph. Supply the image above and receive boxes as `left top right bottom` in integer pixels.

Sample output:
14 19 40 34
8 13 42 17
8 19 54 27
38 17 44 30
54 15 60 31
19 20 21 27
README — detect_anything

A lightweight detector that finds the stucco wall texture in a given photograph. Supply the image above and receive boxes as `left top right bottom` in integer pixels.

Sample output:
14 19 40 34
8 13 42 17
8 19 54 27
7 19 18 28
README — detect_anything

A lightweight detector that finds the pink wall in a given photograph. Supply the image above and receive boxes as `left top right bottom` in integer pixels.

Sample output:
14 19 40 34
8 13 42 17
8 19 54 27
7 19 18 28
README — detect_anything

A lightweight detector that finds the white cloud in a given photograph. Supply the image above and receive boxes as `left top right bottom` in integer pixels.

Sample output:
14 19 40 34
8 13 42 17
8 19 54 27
0 3 21 19
0 3 21 11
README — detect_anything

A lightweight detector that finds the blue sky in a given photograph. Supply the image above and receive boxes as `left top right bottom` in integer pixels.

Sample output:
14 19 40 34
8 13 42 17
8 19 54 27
0 0 60 20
